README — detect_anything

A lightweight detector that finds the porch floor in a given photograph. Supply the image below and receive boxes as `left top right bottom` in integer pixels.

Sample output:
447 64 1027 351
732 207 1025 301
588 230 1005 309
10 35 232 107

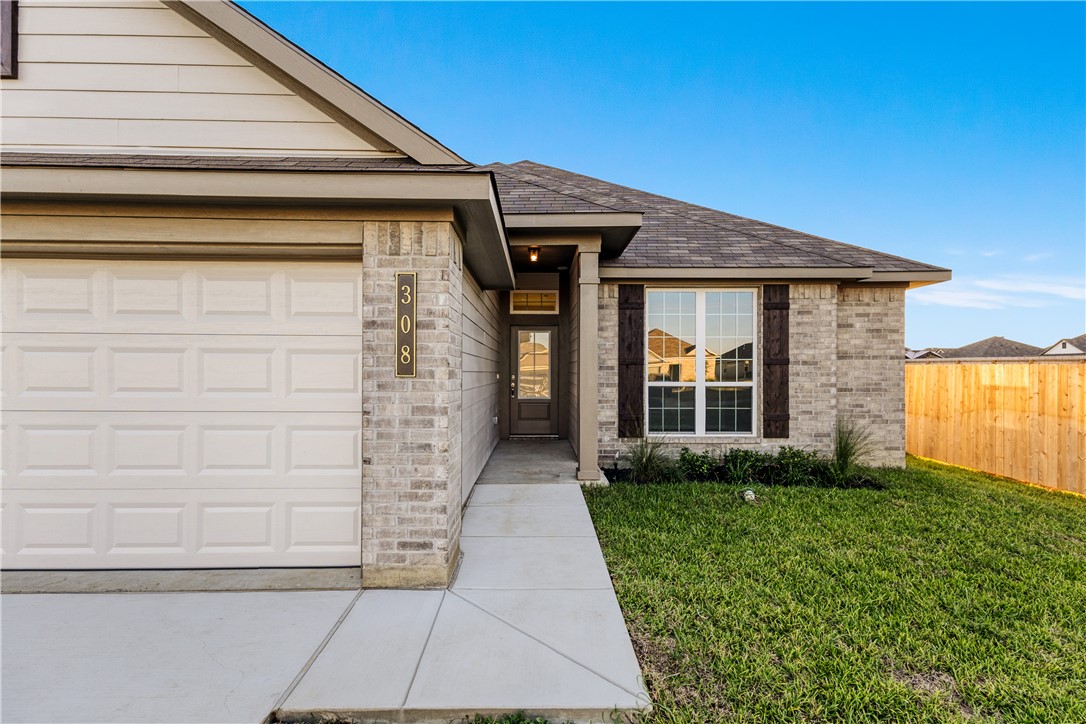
475 439 580 485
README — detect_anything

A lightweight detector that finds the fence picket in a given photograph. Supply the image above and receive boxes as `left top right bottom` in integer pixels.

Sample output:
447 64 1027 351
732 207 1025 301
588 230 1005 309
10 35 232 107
905 358 1085 494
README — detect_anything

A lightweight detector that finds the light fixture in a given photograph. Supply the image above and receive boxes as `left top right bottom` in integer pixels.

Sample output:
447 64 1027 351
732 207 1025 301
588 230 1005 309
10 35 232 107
528 246 540 263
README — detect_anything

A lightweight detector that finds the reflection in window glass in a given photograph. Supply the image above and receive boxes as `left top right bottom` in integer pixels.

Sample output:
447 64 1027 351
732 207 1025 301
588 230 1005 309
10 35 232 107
511 291 558 314
705 292 754 383
646 289 757 435
517 330 551 399
647 386 696 433
647 291 696 382
706 387 753 433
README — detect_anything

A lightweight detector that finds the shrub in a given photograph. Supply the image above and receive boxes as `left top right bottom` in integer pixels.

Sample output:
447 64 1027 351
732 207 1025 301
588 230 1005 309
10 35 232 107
622 437 676 484
718 448 774 486
772 445 829 486
678 447 718 482
830 418 875 486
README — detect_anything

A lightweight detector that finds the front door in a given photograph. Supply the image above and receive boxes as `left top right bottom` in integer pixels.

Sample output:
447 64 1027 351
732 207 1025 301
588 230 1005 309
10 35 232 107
510 326 558 436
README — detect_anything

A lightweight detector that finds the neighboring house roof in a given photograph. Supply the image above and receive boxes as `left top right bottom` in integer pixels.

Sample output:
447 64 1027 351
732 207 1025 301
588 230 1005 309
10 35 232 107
940 336 1043 358
905 348 944 359
482 161 948 276
1041 333 1086 355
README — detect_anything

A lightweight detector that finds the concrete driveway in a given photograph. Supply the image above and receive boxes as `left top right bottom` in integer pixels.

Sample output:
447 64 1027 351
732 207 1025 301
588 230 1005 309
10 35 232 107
1 590 356 723
2 477 648 723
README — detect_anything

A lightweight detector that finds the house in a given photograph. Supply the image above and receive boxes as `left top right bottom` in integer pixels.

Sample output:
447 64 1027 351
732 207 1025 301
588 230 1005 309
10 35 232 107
0 0 950 586
905 348 944 360
1040 334 1086 356
937 336 1043 359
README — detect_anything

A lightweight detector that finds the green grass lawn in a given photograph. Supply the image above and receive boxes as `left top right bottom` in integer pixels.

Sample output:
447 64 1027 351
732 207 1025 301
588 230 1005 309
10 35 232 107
584 457 1086 723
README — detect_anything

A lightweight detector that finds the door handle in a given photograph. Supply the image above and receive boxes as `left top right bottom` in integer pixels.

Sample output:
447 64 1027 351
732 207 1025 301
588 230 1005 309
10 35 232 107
510 374 516 398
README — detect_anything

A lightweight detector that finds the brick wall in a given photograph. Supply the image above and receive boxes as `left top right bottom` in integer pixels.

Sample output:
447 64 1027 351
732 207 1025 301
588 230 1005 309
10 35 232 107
788 284 838 455
837 285 906 467
595 281 906 468
360 220 462 588
597 283 620 465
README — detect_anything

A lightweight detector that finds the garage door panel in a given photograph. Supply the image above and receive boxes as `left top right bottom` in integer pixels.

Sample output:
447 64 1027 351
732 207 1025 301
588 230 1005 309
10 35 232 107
5 335 362 411
4 412 361 489
3 260 364 335
3 259 363 570
2 489 361 568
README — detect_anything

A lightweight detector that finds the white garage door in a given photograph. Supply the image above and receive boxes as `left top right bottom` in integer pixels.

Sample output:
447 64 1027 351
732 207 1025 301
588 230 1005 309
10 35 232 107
2 259 364 569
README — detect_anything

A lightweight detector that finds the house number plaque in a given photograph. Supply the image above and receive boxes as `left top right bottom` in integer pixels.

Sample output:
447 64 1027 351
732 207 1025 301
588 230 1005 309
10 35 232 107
395 272 417 378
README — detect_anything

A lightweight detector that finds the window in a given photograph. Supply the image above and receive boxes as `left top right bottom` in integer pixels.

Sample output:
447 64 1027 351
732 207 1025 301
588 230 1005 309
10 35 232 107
1 1 16 80
511 290 558 314
646 289 756 435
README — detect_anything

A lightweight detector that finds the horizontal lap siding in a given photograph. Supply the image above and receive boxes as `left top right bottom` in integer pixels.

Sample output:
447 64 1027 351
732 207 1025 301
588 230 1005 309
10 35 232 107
2 0 391 156
461 269 500 504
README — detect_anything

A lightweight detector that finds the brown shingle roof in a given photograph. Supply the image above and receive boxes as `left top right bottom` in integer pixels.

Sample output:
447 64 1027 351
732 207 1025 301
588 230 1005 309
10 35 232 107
3 152 948 275
483 160 946 273
941 336 1043 358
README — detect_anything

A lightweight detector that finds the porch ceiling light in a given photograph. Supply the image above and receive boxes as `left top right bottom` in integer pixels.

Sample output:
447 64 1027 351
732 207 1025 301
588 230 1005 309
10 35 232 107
529 246 540 263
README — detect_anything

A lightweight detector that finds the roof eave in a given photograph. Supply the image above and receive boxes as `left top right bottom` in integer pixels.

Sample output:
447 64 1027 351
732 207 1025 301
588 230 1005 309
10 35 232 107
597 266 875 281
865 269 952 288
164 1 467 166
1 165 514 289
502 212 643 257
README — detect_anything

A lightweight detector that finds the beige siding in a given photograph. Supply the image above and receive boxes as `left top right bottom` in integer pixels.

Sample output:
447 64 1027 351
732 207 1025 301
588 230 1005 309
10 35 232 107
461 268 501 504
2 0 399 156
0 201 455 259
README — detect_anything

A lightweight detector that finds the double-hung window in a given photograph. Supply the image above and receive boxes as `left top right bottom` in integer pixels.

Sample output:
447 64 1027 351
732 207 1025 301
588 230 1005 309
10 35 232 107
646 289 757 435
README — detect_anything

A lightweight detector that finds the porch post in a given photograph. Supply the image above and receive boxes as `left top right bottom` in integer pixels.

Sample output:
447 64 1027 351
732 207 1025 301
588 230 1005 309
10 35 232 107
576 248 601 481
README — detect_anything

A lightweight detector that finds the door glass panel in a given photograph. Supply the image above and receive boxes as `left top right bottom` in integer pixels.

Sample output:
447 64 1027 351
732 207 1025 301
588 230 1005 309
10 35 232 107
517 331 551 399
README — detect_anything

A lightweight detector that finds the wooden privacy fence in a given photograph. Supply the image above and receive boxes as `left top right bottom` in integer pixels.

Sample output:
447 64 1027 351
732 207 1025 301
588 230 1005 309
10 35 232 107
905 358 1086 495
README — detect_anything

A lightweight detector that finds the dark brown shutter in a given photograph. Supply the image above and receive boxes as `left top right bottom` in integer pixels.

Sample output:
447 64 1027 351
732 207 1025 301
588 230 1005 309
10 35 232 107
762 284 790 438
617 284 645 438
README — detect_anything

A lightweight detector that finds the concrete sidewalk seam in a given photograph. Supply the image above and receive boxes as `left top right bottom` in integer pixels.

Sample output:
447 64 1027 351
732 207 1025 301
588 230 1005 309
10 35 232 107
269 589 364 716
447 589 647 702
400 589 446 708
459 534 599 539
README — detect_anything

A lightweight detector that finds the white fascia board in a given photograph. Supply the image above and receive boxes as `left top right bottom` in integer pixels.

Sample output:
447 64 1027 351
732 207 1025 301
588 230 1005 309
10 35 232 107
503 212 644 229
598 266 875 281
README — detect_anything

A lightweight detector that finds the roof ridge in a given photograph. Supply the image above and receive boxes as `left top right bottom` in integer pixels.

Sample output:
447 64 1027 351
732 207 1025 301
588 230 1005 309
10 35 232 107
513 161 947 272
487 166 627 214
510 162 870 269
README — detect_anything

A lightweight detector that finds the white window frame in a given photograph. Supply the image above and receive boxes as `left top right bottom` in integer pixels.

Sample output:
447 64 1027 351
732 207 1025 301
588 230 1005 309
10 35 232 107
644 287 759 437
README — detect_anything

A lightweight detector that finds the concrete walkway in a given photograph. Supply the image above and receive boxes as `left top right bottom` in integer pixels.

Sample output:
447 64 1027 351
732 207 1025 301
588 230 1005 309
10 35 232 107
2 443 648 723
475 439 582 485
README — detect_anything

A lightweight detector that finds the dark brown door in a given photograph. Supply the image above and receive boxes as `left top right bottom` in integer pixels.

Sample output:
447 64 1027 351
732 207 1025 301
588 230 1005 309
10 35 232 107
510 326 558 436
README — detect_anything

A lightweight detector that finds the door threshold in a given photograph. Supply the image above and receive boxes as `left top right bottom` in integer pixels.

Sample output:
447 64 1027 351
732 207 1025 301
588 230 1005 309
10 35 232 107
508 435 561 440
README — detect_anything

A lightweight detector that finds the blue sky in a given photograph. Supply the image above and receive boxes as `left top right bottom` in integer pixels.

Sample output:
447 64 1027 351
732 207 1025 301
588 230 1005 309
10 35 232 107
241 1 1085 349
